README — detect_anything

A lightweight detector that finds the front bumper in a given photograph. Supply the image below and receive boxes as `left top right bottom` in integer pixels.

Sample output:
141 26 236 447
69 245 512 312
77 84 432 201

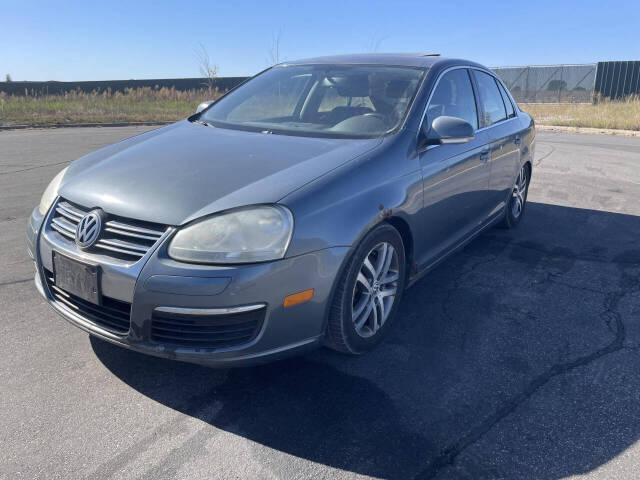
28 205 349 367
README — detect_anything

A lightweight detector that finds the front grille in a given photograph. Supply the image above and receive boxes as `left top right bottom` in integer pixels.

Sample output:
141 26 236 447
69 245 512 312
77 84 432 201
43 268 131 334
50 199 167 261
151 308 265 349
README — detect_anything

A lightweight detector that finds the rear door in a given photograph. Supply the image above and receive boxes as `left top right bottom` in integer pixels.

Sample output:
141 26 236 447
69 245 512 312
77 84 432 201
471 70 521 217
416 67 493 268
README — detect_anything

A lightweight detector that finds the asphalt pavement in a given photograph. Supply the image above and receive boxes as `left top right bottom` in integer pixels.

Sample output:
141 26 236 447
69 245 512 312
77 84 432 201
1 126 639 479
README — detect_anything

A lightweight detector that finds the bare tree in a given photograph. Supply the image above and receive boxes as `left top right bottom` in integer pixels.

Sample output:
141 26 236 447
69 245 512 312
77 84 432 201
5 74 12 83
196 43 218 92
268 28 284 65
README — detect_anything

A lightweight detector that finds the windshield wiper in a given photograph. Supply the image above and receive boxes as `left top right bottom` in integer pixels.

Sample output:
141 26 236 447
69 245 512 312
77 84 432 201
192 119 213 127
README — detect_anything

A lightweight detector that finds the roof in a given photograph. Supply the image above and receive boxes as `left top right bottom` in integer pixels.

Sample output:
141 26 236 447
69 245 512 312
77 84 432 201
283 53 484 70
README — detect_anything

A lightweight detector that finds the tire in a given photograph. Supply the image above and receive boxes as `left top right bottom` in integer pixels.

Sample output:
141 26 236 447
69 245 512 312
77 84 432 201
325 223 406 354
500 163 530 229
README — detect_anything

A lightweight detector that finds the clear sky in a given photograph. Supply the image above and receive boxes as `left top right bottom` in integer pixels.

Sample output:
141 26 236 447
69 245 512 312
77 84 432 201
2 0 639 81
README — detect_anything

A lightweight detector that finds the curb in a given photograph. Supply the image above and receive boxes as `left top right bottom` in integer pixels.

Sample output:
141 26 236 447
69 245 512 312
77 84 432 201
537 125 640 137
0 121 173 131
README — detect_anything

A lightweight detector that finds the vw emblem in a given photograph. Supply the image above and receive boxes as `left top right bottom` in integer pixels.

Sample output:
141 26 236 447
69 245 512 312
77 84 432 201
75 211 102 248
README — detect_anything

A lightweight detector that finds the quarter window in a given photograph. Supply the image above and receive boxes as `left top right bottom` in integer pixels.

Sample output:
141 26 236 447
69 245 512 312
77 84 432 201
473 70 507 127
497 81 515 118
426 69 478 130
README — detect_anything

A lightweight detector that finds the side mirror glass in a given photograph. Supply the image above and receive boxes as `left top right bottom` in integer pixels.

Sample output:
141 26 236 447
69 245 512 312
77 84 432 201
420 116 475 148
196 100 214 114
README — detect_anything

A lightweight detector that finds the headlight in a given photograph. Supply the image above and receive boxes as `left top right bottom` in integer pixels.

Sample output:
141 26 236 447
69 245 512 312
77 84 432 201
168 205 294 264
38 167 68 215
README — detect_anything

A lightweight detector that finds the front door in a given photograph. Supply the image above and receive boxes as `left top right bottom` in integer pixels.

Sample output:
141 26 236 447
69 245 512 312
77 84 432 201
416 68 493 268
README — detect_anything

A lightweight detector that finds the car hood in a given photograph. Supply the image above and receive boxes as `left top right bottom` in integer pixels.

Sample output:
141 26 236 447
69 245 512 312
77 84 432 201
59 120 381 225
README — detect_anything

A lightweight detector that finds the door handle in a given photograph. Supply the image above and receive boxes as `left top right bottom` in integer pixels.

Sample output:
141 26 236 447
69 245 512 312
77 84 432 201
480 151 490 163
514 137 522 147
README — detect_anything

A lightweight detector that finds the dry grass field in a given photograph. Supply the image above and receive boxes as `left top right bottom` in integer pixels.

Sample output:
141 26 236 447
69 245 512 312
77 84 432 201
521 97 640 131
0 87 222 126
1 88 639 131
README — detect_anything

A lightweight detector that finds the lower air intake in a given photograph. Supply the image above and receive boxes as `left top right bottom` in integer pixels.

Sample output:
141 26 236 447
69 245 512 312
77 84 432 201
150 307 265 349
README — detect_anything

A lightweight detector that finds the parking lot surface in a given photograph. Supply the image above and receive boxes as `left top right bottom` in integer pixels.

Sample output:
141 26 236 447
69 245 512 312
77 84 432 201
1 126 639 479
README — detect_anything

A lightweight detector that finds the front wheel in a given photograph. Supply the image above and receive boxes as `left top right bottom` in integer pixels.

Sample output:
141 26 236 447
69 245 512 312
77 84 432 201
325 223 406 354
501 163 530 228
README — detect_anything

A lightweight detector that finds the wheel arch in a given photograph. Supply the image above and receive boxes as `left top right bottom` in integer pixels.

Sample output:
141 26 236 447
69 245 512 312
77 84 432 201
523 159 532 179
319 215 414 339
384 216 415 278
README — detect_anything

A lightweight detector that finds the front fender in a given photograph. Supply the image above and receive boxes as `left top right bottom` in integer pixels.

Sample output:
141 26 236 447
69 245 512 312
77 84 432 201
281 137 422 258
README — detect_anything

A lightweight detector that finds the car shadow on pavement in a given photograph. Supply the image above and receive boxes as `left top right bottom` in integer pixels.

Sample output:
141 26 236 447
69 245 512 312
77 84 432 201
92 201 640 479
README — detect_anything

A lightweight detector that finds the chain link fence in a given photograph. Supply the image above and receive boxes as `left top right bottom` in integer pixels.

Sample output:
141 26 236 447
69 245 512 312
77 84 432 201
492 64 596 103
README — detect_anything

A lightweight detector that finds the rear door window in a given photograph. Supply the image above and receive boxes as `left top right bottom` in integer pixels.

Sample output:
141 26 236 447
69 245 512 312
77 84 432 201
473 70 507 127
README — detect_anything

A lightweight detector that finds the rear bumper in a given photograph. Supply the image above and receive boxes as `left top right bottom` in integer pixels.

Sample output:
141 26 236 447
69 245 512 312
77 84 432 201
29 205 349 367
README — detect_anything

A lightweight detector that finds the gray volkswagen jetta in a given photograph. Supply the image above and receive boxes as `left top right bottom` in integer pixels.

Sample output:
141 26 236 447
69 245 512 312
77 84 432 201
28 54 534 367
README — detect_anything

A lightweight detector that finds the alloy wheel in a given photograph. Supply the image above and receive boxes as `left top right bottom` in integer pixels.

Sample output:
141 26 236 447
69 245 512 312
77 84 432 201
351 242 399 338
511 165 528 218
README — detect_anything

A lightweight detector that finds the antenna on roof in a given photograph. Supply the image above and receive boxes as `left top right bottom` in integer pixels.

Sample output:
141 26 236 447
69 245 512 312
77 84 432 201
420 53 441 56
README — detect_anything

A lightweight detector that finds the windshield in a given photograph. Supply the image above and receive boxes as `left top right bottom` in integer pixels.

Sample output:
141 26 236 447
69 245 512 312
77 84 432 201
198 65 426 138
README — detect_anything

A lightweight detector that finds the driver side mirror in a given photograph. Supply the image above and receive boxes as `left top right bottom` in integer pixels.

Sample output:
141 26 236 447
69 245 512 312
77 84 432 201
419 116 475 149
196 100 215 114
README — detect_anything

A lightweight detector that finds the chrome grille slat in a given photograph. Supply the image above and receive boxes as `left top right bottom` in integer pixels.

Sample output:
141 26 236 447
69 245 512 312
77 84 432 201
51 222 76 239
104 220 164 237
51 217 76 234
50 198 168 262
94 242 145 258
57 202 85 219
98 237 148 253
55 205 82 222
104 227 160 241
50 284 71 298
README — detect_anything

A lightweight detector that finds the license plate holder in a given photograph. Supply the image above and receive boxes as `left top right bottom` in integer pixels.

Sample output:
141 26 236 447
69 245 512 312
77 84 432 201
52 252 101 305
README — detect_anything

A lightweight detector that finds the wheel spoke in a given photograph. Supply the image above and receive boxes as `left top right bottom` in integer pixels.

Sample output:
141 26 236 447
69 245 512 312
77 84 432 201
381 271 399 285
356 272 372 293
379 245 394 281
376 296 385 328
352 294 370 320
375 243 388 278
379 286 397 298
371 299 379 332
354 299 374 330
363 258 377 281
518 168 527 190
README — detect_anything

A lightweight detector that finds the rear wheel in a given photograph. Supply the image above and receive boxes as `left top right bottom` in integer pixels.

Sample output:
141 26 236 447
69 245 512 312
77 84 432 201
325 223 406 354
501 163 530 228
